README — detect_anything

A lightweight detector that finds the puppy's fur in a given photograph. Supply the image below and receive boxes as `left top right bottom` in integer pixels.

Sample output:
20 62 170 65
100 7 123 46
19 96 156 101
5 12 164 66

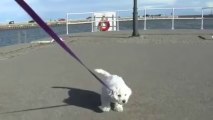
95 69 132 112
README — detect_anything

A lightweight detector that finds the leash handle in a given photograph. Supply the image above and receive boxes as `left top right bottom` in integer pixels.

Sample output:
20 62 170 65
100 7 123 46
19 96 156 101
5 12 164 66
15 0 110 90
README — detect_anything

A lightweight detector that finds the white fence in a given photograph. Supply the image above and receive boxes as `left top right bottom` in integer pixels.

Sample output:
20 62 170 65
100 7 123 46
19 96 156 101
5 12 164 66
66 11 119 34
66 7 213 34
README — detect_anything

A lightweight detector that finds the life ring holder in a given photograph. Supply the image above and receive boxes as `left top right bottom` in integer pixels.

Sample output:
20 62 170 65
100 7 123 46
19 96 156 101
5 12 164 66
98 20 110 31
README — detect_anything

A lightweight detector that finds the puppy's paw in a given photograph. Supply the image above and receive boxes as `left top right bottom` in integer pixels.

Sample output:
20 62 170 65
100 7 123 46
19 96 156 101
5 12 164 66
99 106 111 112
114 104 124 112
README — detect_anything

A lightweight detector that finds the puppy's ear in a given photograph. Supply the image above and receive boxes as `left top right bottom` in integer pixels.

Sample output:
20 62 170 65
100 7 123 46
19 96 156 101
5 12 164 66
109 90 114 96
109 87 118 96
128 87 132 95
130 89 132 95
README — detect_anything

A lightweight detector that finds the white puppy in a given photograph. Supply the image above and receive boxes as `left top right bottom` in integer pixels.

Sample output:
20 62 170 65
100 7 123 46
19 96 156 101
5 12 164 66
95 69 132 112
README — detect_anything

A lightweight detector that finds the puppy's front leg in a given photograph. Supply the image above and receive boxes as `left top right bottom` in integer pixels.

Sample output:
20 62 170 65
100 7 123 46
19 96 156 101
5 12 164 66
99 94 111 112
114 103 123 112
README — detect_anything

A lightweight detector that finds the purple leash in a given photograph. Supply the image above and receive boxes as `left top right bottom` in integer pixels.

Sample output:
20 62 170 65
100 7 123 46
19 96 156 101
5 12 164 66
15 0 110 90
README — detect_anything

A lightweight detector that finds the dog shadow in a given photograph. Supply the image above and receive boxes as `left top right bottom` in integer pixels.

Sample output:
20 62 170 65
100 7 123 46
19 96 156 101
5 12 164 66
52 86 102 113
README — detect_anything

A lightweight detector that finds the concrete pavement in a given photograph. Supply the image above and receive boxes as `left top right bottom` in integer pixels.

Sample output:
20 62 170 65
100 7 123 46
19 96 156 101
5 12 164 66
0 30 212 120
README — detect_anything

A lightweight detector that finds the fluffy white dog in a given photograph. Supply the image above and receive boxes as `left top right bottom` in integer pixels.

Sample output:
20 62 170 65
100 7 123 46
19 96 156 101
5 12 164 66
94 69 132 112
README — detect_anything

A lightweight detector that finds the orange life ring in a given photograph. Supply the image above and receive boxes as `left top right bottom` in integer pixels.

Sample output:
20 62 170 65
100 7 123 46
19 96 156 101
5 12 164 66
98 21 110 31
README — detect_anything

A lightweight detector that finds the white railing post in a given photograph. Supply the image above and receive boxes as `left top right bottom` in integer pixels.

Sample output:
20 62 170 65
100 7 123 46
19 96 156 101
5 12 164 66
172 8 175 30
117 11 120 31
112 14 114 31
94 15 96 32
201 8 204 30
144 8 147 30
66 13 69 35
91 12 94 32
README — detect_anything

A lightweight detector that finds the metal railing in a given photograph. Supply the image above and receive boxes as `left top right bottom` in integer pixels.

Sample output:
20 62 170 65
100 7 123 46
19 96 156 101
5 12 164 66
66 7 213 34
66 12 93 34
66 11 120 34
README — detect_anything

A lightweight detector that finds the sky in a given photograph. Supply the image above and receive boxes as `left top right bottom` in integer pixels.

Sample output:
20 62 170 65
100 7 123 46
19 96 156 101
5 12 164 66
0 0 213 23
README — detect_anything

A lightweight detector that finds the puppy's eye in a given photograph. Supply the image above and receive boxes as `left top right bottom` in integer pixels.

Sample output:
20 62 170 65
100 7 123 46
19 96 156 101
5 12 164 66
118 95 121 97
125 94 127 96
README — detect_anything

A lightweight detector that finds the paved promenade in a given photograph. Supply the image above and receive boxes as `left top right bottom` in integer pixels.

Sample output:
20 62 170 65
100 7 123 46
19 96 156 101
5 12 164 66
0 30 212 120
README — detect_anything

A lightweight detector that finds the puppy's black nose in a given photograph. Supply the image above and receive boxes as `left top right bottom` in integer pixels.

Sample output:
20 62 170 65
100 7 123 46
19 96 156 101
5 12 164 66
122 100 126 103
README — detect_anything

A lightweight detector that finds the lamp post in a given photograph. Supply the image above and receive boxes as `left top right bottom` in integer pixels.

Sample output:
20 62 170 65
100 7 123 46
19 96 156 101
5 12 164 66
132 0 140 36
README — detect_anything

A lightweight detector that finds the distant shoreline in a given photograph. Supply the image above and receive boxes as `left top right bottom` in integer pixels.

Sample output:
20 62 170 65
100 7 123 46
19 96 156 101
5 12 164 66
1 16 213 30
0 22 66 30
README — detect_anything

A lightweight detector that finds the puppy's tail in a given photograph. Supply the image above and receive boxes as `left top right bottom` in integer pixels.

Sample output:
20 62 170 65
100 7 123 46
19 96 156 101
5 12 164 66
94 69 111 77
